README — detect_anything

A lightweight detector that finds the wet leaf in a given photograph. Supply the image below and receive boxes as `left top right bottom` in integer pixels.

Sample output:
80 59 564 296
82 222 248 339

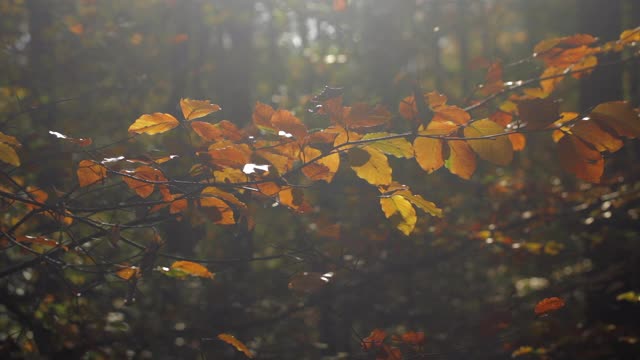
534 296 565 315
180 98 221 120
557 135 603 183
169 261 214 279
15 235 68 252
380 194 417 235
128 113 179 135
77 160 107 187
217 333 254 358
446 140 476 180
464 119 513 166
362 133 414 158
349 147 392 186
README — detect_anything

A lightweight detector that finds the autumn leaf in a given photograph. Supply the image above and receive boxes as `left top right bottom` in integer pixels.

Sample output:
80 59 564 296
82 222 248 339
200 186 246 210
179 98 221 120
517 98 560 130
77 160 107 187
15 235 68 252
218 334 254 358
288 272 333 294
116 266 139 280
590 101 640 139
25 186 48 210
480 61 504 95
344 103 392 129
122 166 167 198
301 147 340 183
0 131 21 166
362 329 387 350
128 113 179 135
271 109 308 139
446 140 477 180
198 188 236 224
400 331 425 345
433 105 470 125
252 101 276 133
414 137 443 173
169 261 215 279
571 120 623 153
361 133 414 158
464 119 514 166
349 147 392 186
380 194 417 235
534 296 565 315
394 189 443 218
557 135 603 183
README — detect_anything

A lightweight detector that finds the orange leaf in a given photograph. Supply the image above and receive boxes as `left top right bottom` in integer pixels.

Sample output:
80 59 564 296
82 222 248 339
198 192 235 224
217 333 254 358
571 120 623 153
401 331 425 345
590 101 640 139
480 61 504 95
333 0 347 12
534 297 565 315
271 109 308 139
0 131 21 166
508 133 526 151
446 140 476 179
362 329 387 350
128 113 179 135
122 166 166 198
301 147 340 183
433 105 470 125
180 98 221 121
170 261 215 279
414 136 443 173
15 235 68 252
77 160 107 187
344 103 392 129
206 143 252 169
252 101 276 132
116 266 139 280
557 135 603 183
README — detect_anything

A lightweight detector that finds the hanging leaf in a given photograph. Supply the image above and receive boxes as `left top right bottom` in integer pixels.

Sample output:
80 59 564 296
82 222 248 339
349 147 392 186
394 189 443 218
557 135 603 183
344 103 392 129
590 101 640 139
179 98 221 121
198 193 235 224
77 160 107 187
362 133 414 158
414 137 443 173
116 266 139 280
534 297 565 315
517 98 560 130
169 261 215 279
464 119 513 166
128 113 179 135
433 105 470 125
0 131 21 166
380 194 417 235
362 329 387 350
252 101 276 133
446 140 476 180
218 334 254 358
122 166 167 198
301 147 340 183
571 120 623 153
271 109 307 139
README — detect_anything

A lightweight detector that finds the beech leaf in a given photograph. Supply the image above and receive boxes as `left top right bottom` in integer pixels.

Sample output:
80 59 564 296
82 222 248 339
128 113 179 135
464 119 513 166
180 98 221 120
380 194 417 235
349 147 392 186
169 261 214 279
217 334 254 358
77 160 107 187
362 133 414 158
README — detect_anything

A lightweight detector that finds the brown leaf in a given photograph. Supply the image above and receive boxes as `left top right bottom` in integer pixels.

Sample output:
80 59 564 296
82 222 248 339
128 113 179 135
301 147 339 183
446 140 476 179
517 98 560 130
590 101 640 138
464 119 514 166
180 98 221 121
271 109 308 138
534 297 565 315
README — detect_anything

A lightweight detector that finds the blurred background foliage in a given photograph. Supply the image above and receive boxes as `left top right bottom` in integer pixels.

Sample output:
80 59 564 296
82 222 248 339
1 0 640 359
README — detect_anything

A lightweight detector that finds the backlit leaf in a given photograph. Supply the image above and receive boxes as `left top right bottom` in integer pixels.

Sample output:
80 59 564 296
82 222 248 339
170 261 214 279
116 266 139 280
122 166 167 198
49 131 92 146
344 103 391 129
571 120 623 153
380 194 417 235
301 147 340 183
252 101 276 132
414 137 443 173
0 131 21 166
557 135 603 183
77 160 107 187
534 296 565 315
400 331 425 345
394 189 443 218
271 109 307 139
217 333 254 358
433 105 470 125
362 133 414 158
180 98 221 120
198 192 236 224
464 119 513 166
25 186 48 210
590 101 640 138
362 329 387 350
349 147 392 186
616 291 640 303
128 113 179 135
446 140 476 180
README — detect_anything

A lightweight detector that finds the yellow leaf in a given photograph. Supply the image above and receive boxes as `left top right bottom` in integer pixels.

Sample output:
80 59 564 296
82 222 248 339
180 98 221 121
116 266 138 280
301 147 340 183
128 113 179 135
464 119 513 166
349 147 392 186
170 261 214 279
361 132 414 158
380 195 417 235
200 187 246 210
0 132 21 166
446 140 476 179
218 333 254 358
77 160 107 187
394 189 443 218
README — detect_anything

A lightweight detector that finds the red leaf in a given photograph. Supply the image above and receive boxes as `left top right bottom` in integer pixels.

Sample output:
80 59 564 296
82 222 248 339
534 297 565 315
